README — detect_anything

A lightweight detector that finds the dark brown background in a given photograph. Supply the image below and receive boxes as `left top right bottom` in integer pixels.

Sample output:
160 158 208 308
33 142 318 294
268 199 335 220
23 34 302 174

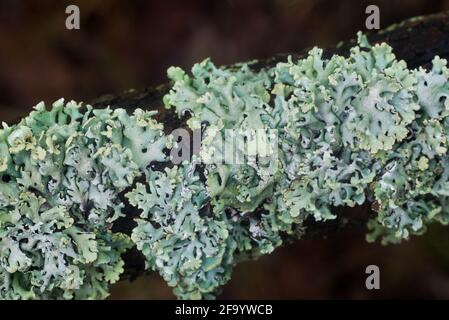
2 0 449 299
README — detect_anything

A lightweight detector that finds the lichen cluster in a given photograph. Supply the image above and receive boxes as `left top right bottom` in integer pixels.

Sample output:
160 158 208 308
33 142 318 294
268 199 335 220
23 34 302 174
1 33 449 299
0 102 162 298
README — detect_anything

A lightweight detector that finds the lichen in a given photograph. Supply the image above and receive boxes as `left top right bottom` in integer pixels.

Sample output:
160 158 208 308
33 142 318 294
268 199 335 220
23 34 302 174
127 161 235 299
0 101 164 299
2 32 449 299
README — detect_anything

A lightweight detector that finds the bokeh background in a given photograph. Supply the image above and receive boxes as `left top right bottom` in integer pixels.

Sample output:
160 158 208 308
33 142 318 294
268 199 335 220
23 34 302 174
2 0 449 299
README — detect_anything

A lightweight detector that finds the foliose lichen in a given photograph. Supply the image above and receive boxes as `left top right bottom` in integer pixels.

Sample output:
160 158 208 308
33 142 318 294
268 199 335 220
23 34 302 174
0 101 163 299
2 32 449 299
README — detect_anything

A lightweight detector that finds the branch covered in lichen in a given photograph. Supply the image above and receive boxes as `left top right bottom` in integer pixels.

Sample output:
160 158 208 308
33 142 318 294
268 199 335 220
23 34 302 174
1 32 449 300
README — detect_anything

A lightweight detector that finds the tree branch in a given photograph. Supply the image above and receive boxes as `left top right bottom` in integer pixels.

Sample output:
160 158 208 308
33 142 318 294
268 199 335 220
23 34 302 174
88 11 449 281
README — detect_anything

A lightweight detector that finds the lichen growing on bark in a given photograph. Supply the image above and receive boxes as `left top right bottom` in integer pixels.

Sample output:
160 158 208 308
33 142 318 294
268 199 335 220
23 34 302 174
2 33 449 299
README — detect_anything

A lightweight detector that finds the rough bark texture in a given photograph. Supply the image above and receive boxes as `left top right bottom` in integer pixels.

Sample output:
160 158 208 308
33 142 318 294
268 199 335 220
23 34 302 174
88 12 449 281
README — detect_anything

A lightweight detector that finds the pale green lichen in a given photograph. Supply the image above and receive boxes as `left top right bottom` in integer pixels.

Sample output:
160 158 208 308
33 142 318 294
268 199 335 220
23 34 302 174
2 32 449 299
0 100 165 299
127 161 235 299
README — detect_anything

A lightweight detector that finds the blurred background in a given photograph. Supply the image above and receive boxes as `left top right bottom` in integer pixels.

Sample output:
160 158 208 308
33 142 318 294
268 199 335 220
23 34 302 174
1 0 449 299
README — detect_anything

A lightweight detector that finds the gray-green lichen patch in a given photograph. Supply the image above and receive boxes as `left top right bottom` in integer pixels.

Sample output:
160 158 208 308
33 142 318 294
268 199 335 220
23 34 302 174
127 161 235 299
2 32 449 299
0 101 167 299
164 32 449 293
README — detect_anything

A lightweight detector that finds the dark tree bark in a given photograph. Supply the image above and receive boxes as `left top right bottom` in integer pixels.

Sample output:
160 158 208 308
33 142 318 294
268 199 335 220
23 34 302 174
88 11 449 281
